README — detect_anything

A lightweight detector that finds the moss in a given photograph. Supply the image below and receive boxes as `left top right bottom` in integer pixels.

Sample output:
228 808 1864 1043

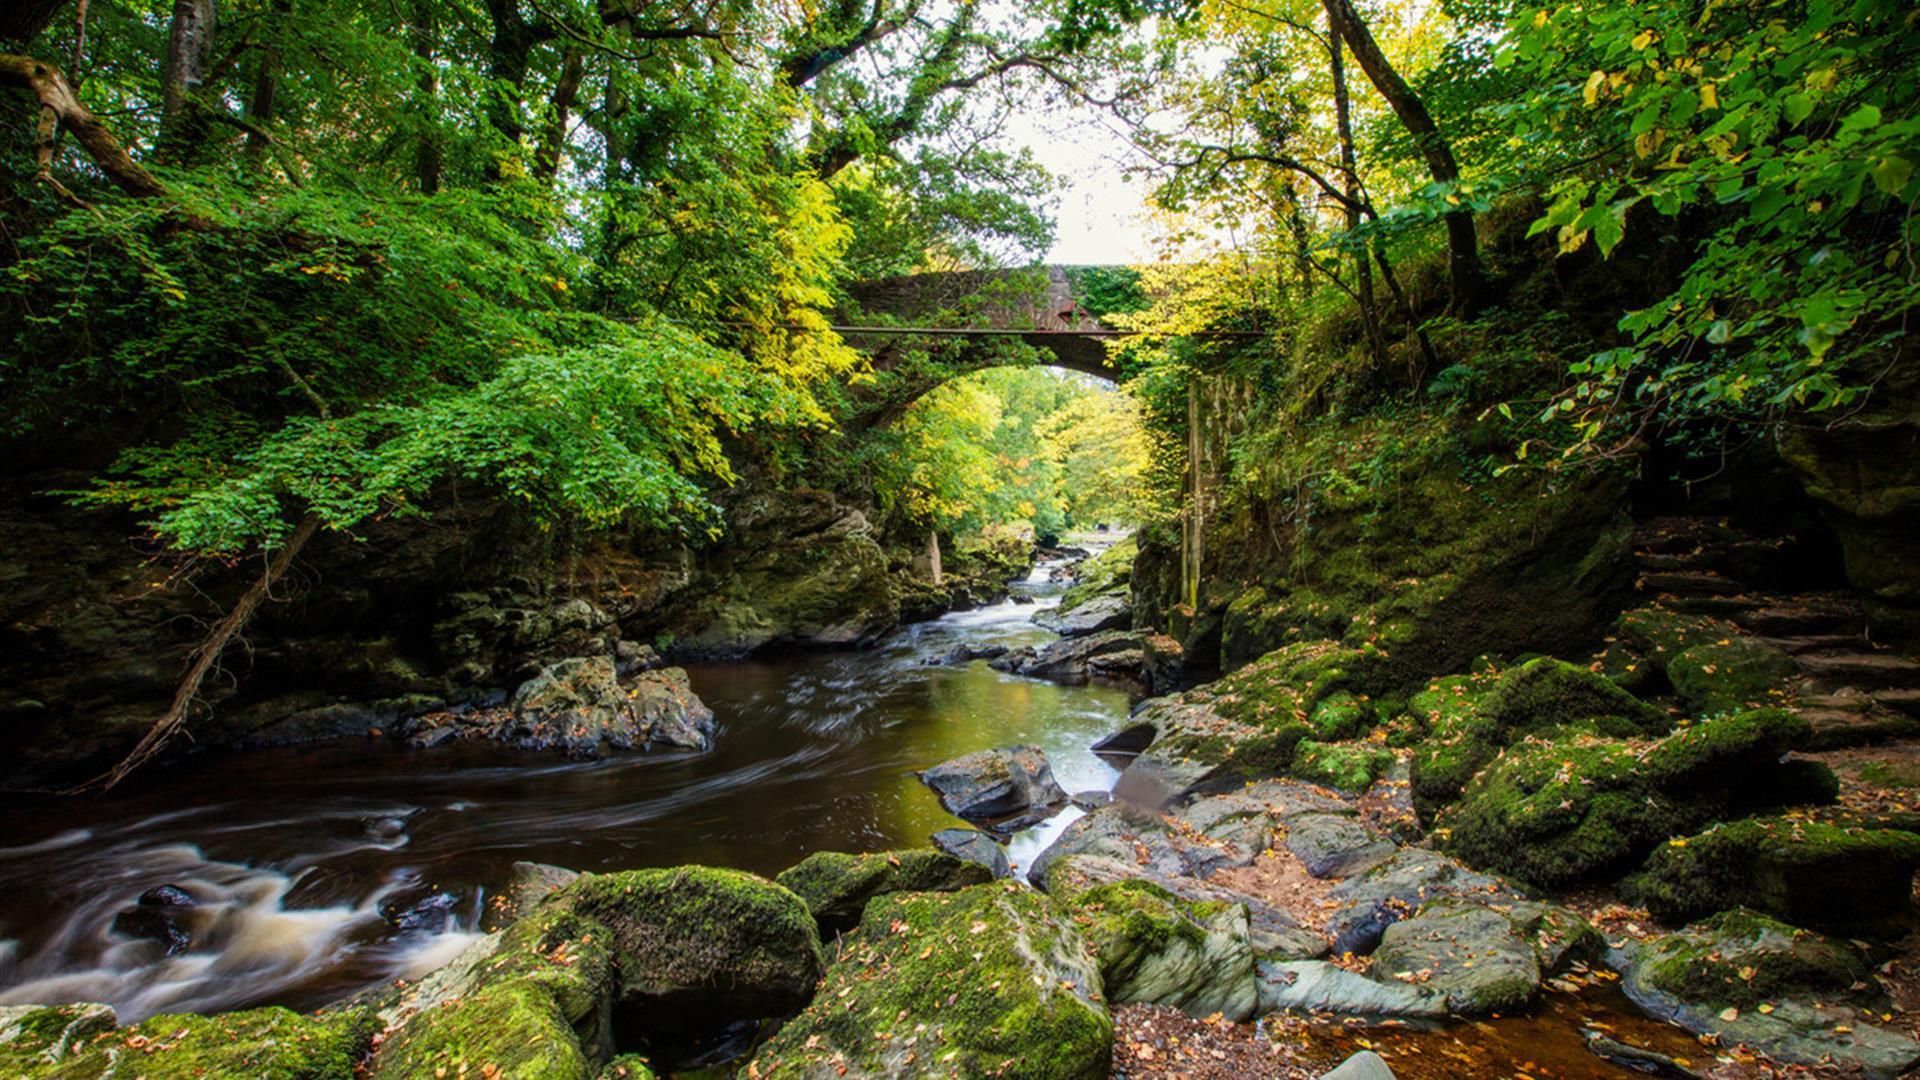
1289 739 1394 792
748 883 1111 1080
562 866 823 1014
1308 691 1375 741
1439 733 1713 890
1202 639 1380 730
1591 641 1659 695
1477 657 1670 738
373 903 615 1080
1622 817 1920 930
1057 536 1135 614
1667 638 1798 716
1218 721 1312 777
598 1053 658 1079
0 1003 116 1074
37 1006 376 1080
1639 908 1878 1010
1071 880 1212 960
1639 709 1811 787
1616 607 1731 669
1860 760 1920 788
774 849 992 935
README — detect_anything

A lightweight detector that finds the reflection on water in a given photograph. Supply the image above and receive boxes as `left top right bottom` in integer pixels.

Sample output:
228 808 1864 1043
0 558 1133 1022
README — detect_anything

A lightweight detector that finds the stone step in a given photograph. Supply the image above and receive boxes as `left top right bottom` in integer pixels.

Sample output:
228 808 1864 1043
1659 593 1762 617
1633 516 1737 555
1799 706 1920 750
1737 598 1865 637
1753 634 1867 655
1873 688 1920 718
1634 550 1722 572
1794 651 1920 690
1638 570 1747 596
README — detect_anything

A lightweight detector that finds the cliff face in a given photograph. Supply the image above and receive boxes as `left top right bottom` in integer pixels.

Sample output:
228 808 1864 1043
0 476 901 787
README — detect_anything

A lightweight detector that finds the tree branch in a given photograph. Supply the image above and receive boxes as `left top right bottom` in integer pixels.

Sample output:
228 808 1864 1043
1 53 166 198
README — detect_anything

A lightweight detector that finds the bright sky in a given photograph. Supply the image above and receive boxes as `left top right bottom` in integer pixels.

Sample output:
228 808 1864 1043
1003 106 1159 267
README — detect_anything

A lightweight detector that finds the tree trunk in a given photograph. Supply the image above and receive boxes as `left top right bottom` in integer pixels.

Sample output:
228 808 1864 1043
1321 0 1485 313
481 0 549 171
1329 26 1390 369
1 54 166 197
158 0 215 164
1 0 68 48
70 513 321 793
927 529 943 586
242 0 286 164
532 48 583 185
410 0 441 193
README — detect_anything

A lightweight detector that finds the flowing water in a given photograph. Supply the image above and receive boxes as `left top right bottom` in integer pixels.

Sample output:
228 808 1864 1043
0 555 1131 1023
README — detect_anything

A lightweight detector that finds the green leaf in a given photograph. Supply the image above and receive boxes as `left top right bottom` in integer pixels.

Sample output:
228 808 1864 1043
1839 104 1882 134
1871 155 1914 196
1783 93 1814 124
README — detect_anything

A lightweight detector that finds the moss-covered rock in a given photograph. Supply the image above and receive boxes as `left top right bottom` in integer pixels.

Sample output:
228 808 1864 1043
598 1054 658 1079
775 849 994 936
1065 879 1256 1021
1666 638 1798 716
1307 691 1375 740
747 883 1111 1079
1288 740 1394 793
8 1004 376 1080
1369 900 1541 1015
1635 908 1878 1011
1622 817 1920 930
1637 708 1810 787
563 866 824 1018
1616 606 1731 669
1055 535 1135 615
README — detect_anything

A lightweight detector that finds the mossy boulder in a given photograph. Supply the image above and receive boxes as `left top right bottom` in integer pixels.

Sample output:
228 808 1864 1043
1369 900 1542 1015
1307 691 1375 741
1617 908 1920 1076
1623 817 1920 931
598 1054 658 1079
1054 535 1135 615
372 903 616 1079
1289 740 1394 793
775 849 994 936
1063 879 1257 1021
1438 709 1820 890
563 866 824 1018
1616 606 1730 668
747 883 1111 1079
1666 638 1798 716
1634 908 1878 1011
3 1003 377 1080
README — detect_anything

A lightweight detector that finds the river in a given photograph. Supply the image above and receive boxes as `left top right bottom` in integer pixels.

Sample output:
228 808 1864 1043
0 553 1133 1024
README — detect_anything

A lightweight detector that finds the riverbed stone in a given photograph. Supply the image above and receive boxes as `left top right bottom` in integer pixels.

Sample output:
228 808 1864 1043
775 849 993 935
1320 1050 1399 1080
930 828 1012 879
991 630 1146 683
483 860 582 930
747 882 1110 1079
918 745 1067 831
1028 799 1265 889
1045 853 1329 962
1617 908 1920 1076
1284 814 1395 879
1322 848 1518 956
1035 593 1132 637
2 1003 379 1080
1066 878 1258 1021
1256 960 1446 1019
404 657 715 756
0 1003 118 1072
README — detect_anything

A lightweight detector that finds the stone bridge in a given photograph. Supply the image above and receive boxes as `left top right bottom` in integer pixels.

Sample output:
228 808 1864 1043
838 266 1127 425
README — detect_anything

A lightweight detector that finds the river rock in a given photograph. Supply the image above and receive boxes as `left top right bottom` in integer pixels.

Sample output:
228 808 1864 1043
1256 960 1446 1019
481 860 581 930
1323 848 1519 956
404 657 715 757
1066 878 1257 1021
110 884 197 954
926 642 1008 666
747 883 1110 1079
930 828 1012 879
1034 593 1132 637
0 1002 118 1071
1046 853 1329 962
1616 908 1920 1076
775 848 994 935
1 1003 376 1078
1028 800 1261 889
918 745 1067 831
991 630 1146 683
1369 899 1542 1015
1321 1050 1398 1080
1284 813 1395 879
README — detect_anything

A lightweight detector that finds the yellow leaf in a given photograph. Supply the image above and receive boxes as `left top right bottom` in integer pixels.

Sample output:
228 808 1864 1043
1584 70 1607 106
1700 82 1719 109
1632 30 1655 49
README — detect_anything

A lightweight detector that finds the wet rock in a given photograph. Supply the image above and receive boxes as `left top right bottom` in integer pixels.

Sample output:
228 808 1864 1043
1141 633 1186 693
918 745 1067 832
405 657 715 757
1010 593 1036 605
1321 1050 1398 1080
1617 908 1920 1076
925 642 1008 666
385 891 458 935
1034 593 1132 637
1064 878 1257 1021
1027 800 1262 889
1069 789 1113 811
483 860 581 930
990 630 1145 683
775 849 993 936
1582 1032 1701 1079
1284 814 1395 879
0 1002 119 1070
111 884 197 954
1622 816 1920 931
1091 721 1156 758
1323 848 1518 956
1369 900 1542 1015
930 828 1012 879
1257 960 1446 1020
747 883 1110 1079
1045 854 1328 962
4 1004 377 1078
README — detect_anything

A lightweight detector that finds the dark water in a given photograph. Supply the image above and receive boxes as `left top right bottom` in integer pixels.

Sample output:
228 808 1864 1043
0 558 1132 1023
